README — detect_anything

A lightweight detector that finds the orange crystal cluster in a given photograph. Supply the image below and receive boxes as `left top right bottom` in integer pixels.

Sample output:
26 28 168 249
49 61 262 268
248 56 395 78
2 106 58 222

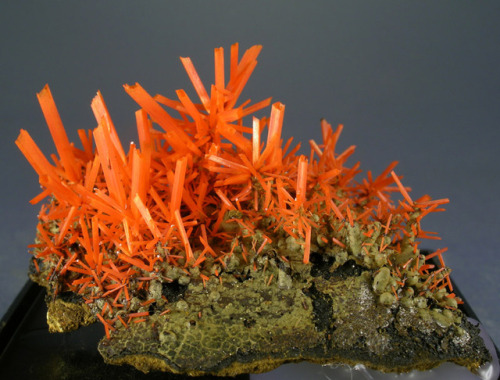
16 44 455 333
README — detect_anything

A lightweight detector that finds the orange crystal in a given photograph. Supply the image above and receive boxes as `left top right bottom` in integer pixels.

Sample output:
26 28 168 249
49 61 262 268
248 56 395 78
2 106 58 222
16 44 455 332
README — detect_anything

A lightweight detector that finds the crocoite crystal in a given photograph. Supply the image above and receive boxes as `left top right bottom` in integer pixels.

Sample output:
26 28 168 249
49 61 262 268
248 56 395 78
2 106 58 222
17 43 455 338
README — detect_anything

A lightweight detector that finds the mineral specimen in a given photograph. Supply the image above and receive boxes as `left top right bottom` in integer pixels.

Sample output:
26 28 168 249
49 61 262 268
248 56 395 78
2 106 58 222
18 44 491 376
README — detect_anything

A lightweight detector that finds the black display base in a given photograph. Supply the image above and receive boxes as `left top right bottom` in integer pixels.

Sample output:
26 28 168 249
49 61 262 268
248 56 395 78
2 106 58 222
0 280 249 380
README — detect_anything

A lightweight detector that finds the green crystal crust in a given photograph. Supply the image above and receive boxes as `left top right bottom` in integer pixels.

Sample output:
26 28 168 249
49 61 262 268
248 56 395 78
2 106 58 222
29 219 492 376
94 254 490 376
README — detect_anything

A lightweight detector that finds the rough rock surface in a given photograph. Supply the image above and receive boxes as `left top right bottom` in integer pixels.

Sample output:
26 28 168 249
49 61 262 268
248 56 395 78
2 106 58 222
30 254 491 377
96 260 490 376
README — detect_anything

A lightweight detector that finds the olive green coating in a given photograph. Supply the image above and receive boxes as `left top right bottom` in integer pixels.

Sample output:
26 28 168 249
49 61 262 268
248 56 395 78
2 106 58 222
95 259 490 376
29 259 96 332
28 226 491 376
46 296 96 333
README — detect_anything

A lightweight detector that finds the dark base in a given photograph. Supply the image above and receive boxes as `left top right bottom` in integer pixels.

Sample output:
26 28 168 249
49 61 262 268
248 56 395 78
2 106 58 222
0 280 248 380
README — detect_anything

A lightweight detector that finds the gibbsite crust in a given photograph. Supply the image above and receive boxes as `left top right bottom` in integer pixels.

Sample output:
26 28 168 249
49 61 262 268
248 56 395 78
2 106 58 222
30 236 491 376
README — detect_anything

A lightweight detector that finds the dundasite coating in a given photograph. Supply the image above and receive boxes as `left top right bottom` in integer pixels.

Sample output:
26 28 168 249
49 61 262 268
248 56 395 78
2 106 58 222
88 255 490 377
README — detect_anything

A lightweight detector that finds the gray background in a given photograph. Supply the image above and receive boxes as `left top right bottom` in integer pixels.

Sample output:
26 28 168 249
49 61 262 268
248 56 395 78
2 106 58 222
1 0 499 353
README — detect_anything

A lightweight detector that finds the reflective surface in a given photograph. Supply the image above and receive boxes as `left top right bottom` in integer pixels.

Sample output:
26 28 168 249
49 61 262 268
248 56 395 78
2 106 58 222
0 282 248 380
